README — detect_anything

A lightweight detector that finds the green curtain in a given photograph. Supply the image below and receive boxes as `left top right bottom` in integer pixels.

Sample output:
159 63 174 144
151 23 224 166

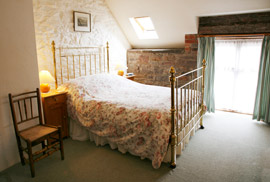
253 36 270 123
197 37 215 113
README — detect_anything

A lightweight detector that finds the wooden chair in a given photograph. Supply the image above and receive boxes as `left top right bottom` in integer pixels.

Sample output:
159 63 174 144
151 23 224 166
8 88 64 177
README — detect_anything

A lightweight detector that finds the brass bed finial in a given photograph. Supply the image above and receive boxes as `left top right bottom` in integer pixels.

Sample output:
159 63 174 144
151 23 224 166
170 66 175 74
202 59 206 67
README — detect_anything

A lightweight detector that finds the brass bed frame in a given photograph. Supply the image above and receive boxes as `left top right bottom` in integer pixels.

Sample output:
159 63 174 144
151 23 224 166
51 40 206 168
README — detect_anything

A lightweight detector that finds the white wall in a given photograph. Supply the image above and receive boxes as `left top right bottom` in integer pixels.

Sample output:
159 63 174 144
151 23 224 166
0 0 40 171
33 0 131 83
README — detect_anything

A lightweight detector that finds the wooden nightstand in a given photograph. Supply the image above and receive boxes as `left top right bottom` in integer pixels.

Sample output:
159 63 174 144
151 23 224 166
41 90 68 138
125 75 136 80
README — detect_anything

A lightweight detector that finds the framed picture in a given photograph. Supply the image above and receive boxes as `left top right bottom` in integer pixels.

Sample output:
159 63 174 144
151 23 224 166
73 11 91 32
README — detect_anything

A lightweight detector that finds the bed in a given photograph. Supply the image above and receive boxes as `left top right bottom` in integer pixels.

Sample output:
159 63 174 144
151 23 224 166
51 41 206 169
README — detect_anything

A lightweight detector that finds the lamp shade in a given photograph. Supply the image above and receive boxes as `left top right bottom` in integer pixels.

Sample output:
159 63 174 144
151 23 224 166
39 70 55 93
39 70 55 84
114 64 128 76
114 63 127 71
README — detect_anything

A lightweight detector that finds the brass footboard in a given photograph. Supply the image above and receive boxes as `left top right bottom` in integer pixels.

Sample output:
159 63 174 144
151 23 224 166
169 59 206 168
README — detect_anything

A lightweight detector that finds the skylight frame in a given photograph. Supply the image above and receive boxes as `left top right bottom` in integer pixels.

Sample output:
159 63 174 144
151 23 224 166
129 16 159 40
134 16 155 31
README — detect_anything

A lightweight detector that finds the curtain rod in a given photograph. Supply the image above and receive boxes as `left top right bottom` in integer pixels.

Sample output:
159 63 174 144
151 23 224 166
198 33 270 38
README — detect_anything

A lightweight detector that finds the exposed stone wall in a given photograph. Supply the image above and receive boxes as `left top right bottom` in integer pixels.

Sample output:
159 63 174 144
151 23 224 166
127 34 198 87
199 12 270 35
33 0 131 88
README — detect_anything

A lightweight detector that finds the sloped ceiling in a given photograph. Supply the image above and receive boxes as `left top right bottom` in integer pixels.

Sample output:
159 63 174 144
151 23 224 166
105 0 270 48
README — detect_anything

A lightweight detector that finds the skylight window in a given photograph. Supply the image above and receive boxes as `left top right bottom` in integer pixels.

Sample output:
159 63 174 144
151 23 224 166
129 16 158 39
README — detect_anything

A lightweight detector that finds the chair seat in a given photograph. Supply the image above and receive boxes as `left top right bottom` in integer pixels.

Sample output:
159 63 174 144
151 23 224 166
20 125 58 142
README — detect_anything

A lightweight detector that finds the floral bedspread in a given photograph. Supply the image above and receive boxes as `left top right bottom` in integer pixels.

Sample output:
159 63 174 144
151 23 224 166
58 74 172 168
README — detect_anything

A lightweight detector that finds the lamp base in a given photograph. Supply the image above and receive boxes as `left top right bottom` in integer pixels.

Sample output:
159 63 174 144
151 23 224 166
40 83 50 93
118 70 124 76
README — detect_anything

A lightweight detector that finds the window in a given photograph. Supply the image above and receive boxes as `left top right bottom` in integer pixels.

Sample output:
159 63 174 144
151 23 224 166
215 39 262 114
129 16 158 39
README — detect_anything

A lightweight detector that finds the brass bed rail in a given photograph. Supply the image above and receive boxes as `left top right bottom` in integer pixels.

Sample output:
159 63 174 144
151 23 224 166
52 41 109 88
170 59 206 168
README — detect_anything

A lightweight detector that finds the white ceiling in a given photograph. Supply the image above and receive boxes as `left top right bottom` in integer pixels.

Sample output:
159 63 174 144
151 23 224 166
105 0 270 48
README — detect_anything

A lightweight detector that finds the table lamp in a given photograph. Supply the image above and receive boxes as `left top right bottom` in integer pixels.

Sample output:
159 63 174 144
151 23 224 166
39 70 55 93
114 63 127 76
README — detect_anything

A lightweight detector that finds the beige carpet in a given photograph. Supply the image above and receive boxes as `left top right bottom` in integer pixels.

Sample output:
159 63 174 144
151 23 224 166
1 111 270 182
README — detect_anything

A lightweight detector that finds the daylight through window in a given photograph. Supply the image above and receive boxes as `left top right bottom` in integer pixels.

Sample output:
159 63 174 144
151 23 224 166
129 16 158 39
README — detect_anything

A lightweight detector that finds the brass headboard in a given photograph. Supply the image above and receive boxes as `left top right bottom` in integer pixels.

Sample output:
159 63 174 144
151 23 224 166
51 41 110 88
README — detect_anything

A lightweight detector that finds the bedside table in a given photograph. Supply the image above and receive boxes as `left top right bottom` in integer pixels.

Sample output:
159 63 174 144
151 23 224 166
41 90 69 138
125 75 136 81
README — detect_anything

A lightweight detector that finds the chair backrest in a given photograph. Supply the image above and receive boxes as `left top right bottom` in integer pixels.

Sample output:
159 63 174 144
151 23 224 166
9 88 43 133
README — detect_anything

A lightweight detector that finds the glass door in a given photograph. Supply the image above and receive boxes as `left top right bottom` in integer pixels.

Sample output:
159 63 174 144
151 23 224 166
215 39 262 114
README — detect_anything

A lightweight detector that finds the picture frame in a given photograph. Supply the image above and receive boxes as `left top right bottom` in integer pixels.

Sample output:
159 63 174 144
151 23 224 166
73 11 91 32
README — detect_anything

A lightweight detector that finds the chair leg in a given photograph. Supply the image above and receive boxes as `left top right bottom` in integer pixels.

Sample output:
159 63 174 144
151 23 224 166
27 140 35 178
41 141 46 155
16 136 25 165
58 126 64 160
